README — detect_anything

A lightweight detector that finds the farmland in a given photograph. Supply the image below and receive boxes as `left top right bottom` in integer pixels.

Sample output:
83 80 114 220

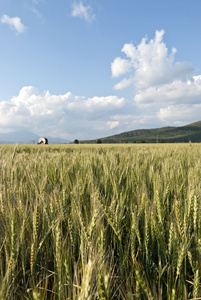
0 144 201 299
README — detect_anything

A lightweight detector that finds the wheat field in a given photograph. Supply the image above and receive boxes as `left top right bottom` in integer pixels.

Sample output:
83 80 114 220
0 143 201 299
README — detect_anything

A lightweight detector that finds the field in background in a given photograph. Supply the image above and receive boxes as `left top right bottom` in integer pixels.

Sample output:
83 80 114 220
0 143 201 299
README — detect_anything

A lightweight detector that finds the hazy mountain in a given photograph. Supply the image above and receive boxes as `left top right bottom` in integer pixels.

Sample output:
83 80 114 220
84 121 201 143
0 131 70 144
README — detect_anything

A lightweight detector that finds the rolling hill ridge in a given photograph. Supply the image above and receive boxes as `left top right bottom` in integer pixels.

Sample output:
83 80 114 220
85 121 201 143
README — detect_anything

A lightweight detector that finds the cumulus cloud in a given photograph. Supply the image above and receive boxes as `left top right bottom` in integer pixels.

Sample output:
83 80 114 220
112 29 194 90
111 57 132 78
0 86 125 139
0 14 27 33
114 77 134 90
158 104 201 125
111 29 201 127
134 75 201 105
71 1 95 22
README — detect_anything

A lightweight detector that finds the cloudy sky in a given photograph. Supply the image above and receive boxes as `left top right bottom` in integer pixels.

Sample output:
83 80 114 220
1 0 201 140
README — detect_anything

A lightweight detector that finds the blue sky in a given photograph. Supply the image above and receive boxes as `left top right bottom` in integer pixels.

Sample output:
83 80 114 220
1 0 201 140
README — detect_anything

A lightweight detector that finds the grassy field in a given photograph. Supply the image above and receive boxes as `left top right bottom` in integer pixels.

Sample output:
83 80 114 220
0 143 201 299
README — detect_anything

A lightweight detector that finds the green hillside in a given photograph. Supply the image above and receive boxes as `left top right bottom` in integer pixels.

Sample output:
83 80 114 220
84 120 201 143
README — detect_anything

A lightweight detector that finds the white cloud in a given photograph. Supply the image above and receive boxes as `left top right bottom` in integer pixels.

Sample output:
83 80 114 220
158 104 201 125
114 77 134 90
0 86 125 140
111 29 201 128
71 2 95 22
107 121 119 129
0 14 27 34
134 75 201 105
111 57 132 78
112 29 194 90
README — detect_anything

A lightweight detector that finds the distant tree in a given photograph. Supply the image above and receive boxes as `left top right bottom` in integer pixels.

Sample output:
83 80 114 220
97 139 102 144
74 139 79 144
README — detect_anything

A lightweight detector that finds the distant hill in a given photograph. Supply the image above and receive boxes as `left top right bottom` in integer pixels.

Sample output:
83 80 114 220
0 131 70 144
84 121 201 143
